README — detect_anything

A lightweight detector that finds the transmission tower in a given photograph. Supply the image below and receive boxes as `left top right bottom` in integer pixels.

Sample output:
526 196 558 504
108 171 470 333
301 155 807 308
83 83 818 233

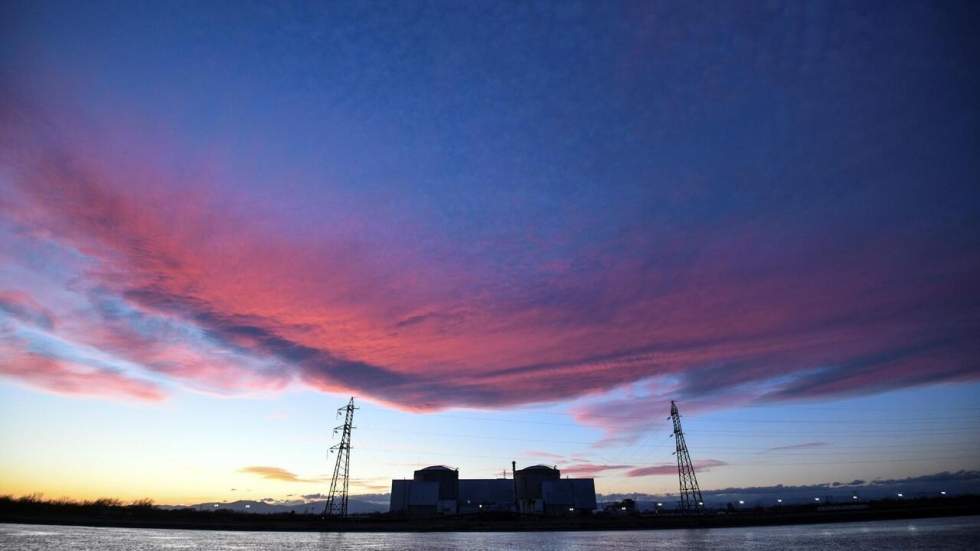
324 396 357 517
669 400 704 512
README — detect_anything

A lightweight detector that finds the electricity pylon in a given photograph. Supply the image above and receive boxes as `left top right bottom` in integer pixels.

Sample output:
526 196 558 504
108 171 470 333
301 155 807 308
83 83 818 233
669 400 704 512
324 396 357 517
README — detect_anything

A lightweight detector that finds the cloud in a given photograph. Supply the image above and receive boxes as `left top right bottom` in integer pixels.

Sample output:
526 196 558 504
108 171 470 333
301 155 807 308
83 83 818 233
569 378 755 446
0 292 55 330
238 466 325 484
0 336 165 402
868 470 980 486
626 459 727 477
0 90 978 421
524 450 565 460
559 463 634 477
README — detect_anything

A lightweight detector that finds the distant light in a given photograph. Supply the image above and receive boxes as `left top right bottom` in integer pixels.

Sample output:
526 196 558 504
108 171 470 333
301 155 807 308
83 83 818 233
621 507 627 511
569 507 575 512
698 501 703 506
776 499 782 504
897 493 903 498
738 500 744 505
657 502 663 507
244 504 250 509
814 497 820 502
213 504 219 508
478 504 483 508
852 496 858 500
941 491 947 496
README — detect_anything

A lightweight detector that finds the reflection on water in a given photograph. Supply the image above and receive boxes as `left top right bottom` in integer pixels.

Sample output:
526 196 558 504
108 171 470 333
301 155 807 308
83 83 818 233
2 516 979 550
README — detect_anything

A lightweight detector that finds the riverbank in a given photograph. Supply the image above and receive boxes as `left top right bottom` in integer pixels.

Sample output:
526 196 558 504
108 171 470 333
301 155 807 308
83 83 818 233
2 496 978 532
5 516 980 551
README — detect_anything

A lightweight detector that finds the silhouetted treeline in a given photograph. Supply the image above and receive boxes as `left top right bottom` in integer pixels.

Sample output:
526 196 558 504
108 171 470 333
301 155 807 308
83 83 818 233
2 494 150 512
0 494 315 522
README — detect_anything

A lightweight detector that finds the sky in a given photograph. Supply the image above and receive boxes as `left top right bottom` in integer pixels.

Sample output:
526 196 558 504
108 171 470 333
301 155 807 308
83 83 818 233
1 1 978 506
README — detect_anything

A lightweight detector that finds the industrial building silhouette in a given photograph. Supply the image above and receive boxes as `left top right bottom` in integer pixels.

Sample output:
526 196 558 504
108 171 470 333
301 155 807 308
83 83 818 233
325 397 699 518
390 464 597 515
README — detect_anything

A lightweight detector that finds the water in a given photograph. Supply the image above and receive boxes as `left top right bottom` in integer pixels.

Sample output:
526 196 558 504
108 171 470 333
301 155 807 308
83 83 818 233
1 516 979 550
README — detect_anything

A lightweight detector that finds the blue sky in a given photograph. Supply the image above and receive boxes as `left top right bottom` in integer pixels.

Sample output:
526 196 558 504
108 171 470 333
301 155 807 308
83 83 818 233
1 1 978 503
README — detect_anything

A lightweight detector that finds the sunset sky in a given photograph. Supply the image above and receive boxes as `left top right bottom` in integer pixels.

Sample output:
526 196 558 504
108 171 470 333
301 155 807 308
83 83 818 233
1 1 978 505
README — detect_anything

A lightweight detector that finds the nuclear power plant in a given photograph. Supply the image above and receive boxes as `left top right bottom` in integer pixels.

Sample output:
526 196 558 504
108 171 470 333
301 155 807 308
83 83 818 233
323 397 699 518
389 463 597 516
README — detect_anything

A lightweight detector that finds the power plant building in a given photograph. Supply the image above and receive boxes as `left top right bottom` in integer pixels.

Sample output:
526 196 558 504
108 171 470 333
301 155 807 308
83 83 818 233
389 464 596 516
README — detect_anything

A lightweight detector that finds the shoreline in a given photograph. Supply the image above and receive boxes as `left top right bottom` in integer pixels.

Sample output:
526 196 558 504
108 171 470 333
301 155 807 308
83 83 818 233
3 499 978 533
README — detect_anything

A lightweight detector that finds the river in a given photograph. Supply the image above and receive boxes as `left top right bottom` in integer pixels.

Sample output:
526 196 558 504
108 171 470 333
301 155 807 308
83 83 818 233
1 516 979 550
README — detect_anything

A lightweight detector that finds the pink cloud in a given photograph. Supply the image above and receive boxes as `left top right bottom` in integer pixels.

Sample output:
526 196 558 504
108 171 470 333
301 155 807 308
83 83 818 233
523 450 565 460
0 291 55 329
627 459 727 477
559 463 634 477
0 341 164 402
569 378 756 446
0 93 977 417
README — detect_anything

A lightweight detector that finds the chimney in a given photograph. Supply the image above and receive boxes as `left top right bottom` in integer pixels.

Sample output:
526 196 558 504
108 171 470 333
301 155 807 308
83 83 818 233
512 461 518 512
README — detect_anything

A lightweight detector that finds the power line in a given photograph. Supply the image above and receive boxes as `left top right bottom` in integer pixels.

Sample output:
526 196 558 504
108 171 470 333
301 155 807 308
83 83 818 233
414 411 980 425
356 446 979 468
506 405 980 420
384 411 980 430
356 426 979 446
347 399 978 489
